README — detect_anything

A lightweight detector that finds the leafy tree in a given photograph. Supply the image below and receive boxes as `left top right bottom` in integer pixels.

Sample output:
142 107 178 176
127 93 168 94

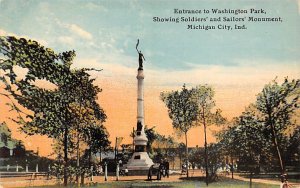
144 126 178 166
188 146 203 170
218 109 271 174
255 78 299 177
164 135 178 168
144 125 158 154
206 143 224 182
218 78 299 180
0 122 17 147
161 84 198 177
191 85 225 185
68 100 108 184
87 124 110 155
0 36 108 186
285 127 300 167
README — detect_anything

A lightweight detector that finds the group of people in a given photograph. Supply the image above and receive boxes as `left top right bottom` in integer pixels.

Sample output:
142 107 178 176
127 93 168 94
147 159 170 180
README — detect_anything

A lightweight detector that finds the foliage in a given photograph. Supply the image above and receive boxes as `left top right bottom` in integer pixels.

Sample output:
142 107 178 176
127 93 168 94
285 126 300 167
144 126 178 165
144 125 158 154
191 84 225 185
218 108 273 173
161 84 198 134
255 78 299 174
0 36 109 185
0 122 18 148
152 135 178 164
161 84 198 177
219 78 300 176
191 85 225 127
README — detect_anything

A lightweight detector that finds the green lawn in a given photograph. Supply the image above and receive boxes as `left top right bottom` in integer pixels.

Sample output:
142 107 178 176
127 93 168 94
31 179 279 188
89 181 278 188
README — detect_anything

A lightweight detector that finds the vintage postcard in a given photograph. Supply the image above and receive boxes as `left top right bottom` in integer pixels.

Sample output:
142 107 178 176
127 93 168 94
0 0 299 187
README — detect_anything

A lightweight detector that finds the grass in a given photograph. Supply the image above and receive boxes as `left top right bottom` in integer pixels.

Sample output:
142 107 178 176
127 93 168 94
87 181 278 188
87 180 278 188
29 178 279 188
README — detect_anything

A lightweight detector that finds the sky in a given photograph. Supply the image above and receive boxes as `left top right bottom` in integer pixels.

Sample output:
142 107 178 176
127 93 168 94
0 0 299 157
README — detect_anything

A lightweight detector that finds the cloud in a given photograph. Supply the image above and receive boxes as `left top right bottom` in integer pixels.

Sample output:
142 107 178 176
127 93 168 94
68 24 92 40
156 59 300 87
298 0 300 13
55 19 93 41
85 2 107 12
72 55 298 93
58 36 75 45
73 55 136 80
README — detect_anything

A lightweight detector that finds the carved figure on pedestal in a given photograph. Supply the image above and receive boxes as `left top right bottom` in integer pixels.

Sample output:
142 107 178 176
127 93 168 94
136 39 145 70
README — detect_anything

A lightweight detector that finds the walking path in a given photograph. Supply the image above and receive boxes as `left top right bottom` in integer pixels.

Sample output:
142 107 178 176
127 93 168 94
229 173 281 185
1 170 299 188
226 173 300 188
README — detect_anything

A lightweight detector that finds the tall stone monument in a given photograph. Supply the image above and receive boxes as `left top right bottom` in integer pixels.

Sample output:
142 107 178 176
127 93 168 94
126 40 154 173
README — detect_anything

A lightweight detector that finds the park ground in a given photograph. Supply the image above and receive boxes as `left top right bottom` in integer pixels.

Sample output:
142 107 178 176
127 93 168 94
1 170 300 188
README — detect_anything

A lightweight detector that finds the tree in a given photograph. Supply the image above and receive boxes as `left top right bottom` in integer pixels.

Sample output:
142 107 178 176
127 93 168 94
285 127 300 168
218 78 300 180
161 84 198 177
68 99 108 184
191 85 225 185
255 78 299 178
0 122 15 147
0 36 108 186
218 108 271 175
206 143 224 182
164 135 178 168
144 125 158 154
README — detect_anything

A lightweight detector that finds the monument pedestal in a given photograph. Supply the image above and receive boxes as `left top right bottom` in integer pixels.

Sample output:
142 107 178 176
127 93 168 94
126 152 153 175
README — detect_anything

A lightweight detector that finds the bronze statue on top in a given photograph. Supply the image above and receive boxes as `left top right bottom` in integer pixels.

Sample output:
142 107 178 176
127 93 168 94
136 39 145 70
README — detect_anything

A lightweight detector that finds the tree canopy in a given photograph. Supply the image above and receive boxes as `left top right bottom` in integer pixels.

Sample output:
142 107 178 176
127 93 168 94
161 84 198 177
218 78 300 179
0 36 109 186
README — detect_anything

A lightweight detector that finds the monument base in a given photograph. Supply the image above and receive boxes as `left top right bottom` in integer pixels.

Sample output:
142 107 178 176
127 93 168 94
127 169 149 176
126 152 153 174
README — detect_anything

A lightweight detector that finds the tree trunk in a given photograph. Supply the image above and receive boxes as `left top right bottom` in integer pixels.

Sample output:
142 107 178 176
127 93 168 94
270 122 285 176
80 172 85 185
231 156 234 179
250 171 253 188
99 147 102 163
63 128 68 186
179 153 182 169
204 122 209 186
76 130 80 185
185 131 189 178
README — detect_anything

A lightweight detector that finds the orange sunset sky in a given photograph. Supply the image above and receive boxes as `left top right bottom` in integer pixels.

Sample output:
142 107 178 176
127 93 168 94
0 63 299 157
0 0 300 157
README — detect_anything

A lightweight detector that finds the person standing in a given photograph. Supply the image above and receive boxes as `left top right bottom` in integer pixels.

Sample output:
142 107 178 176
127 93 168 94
164 159 170 178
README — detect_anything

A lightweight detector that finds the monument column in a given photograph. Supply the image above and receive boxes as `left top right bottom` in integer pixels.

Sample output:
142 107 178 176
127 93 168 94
126 40 153 173
137 69 145 134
